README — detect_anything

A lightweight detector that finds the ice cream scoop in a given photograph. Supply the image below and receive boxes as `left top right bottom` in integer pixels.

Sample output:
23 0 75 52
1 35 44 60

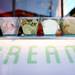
42 19 60 35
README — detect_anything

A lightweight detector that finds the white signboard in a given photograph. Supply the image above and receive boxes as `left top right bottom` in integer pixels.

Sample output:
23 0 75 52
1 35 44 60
0 39 75 75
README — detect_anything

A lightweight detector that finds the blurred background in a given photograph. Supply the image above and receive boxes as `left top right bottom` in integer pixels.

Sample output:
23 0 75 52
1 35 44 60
0 0 75 17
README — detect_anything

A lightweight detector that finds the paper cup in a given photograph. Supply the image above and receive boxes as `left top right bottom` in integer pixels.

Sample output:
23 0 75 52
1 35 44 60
0 17 19 36
42 19 60 35
19 17 39 35
63 17 75 34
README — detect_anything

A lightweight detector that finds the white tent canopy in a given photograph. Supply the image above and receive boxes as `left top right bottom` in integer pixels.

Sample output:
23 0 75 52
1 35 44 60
63 0 75 16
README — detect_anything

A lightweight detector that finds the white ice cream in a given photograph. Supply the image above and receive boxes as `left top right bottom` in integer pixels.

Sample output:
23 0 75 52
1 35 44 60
42 19 60 35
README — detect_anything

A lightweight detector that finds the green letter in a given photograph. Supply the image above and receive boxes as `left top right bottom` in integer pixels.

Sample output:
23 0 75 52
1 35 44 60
65 46 75 63
0 47 2 55
27 46 37 64
45 46 61 64
3 46 20 64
